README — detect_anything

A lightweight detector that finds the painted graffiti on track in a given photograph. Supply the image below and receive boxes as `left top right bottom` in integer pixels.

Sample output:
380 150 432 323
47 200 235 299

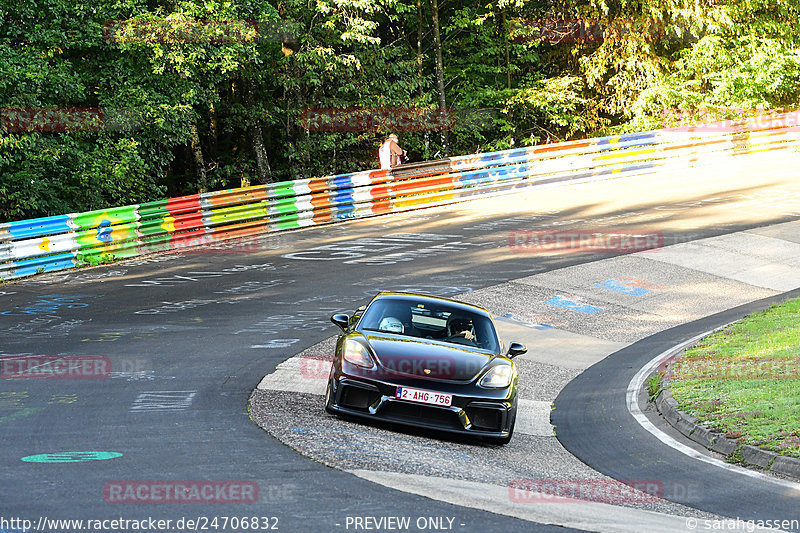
0 317 88 338
21 270 128 286
0 391 80 425
80 330 156 343
213 279 293 295
0 295 97 317
250 339 301 349
350 282 473 299
124 263 282 287
134 300 215 315
546 295 604 314
463 212 560 232
21 451 123 463
499 312 564 329
130 391 197 412
281 233 491 265
594 277 666 296
235 309 344 336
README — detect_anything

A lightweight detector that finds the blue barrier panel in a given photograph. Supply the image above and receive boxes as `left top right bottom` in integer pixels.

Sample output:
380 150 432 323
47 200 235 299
6 215 72 240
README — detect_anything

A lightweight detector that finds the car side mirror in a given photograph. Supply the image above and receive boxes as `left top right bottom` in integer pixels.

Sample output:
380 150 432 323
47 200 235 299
507 342 527 358
331 313 350 332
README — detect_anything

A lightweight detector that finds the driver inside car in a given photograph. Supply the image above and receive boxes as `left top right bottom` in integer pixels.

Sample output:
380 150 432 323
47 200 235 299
446 315 475 341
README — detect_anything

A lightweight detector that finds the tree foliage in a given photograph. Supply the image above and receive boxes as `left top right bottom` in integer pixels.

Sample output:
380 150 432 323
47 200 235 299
1 0 798 220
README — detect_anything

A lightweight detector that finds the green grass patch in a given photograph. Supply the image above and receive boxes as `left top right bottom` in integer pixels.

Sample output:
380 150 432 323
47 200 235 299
668 298 800 459
75 253 118 267
648 371 665 401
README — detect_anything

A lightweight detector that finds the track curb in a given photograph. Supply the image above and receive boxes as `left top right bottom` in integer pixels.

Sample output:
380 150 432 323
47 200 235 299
651 337 800 481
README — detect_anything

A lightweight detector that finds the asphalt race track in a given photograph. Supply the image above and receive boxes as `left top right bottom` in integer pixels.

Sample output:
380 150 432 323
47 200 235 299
553 290 800 526
3 151 800 532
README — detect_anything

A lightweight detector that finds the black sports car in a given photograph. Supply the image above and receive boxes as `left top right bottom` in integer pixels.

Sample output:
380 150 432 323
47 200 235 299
325 291 526 444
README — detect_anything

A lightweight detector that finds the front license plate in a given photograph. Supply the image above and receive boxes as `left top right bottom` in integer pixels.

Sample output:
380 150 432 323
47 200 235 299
395 386 452 407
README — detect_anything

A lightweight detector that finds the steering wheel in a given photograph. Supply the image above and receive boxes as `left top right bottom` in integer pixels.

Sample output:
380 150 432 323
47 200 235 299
444 333 474 346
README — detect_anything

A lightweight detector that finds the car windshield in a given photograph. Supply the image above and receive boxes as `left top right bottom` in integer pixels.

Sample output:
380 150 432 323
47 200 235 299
359 297 500 352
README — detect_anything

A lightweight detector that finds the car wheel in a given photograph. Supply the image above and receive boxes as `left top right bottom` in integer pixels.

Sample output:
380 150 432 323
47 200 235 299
324 379 337 415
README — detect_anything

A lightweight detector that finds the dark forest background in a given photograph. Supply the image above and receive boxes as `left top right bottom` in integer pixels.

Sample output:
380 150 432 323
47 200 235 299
1 0 798 221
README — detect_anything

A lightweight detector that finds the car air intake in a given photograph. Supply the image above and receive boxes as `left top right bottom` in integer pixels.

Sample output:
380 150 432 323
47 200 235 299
340 385 377 410
466 406 502 431
381 402 461 429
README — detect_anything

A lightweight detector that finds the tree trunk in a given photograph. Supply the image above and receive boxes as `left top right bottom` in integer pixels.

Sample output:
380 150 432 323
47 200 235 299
209 101 218 153
502 8 511 89
417 0 424 93
242 78 273 183
188 122 207 192
417 0 430 157
430 0 448 152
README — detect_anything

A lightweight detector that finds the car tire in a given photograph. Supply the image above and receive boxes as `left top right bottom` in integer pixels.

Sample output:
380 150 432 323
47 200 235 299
324 378 337 415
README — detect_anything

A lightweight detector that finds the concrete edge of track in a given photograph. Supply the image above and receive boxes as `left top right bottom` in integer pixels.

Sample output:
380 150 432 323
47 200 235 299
628 322 800 482
551 285 800 527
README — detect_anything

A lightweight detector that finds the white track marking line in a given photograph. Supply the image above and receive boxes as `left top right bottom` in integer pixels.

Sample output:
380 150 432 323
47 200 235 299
347 469 703 533
627 331 800 492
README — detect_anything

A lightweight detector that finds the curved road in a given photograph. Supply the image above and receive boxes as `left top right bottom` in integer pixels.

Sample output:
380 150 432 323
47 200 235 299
2 151 800 532
552 290 800 529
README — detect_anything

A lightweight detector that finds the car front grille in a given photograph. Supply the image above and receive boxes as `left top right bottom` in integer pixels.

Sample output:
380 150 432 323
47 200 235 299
380 402 462 429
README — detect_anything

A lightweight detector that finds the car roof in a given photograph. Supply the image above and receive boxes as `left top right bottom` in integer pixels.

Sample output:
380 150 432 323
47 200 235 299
371 291 493 317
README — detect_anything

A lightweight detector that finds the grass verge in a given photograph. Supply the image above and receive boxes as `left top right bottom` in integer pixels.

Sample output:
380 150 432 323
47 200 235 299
667 297 800 459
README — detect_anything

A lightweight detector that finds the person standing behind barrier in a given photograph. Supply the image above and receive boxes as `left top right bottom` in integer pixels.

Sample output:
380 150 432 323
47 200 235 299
379 134 406 169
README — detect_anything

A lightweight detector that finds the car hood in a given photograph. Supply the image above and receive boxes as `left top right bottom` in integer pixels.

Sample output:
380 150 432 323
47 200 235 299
363 332 496 381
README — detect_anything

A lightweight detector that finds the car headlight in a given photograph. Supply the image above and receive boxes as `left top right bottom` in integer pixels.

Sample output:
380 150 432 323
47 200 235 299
479 365 514 388
343 339 376 369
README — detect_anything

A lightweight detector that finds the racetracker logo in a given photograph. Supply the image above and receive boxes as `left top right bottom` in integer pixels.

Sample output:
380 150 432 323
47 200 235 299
104 19 293 44
659 354 800 381
661 108 800 133
508 479 663 503
508 229 663 253
138 234 269 255
509 17 705 44
302 354 470 380
0 107 143 132
104 481 258 504
300 107 497 132
1 355 111 379
356 354 463 380
300 356 335 379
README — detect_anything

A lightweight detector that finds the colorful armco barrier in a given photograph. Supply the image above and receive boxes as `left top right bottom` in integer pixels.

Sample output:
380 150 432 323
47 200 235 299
2 112 799 280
